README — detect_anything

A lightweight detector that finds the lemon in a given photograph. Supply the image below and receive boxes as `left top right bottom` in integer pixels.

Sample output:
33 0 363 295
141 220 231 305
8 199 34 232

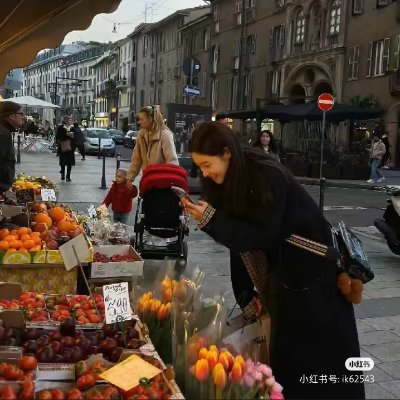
3 251 31 264
33 251 46 263
47 250 63 264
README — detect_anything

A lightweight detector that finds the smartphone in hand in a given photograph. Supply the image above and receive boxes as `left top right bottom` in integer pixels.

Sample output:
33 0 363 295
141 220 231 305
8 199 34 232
171 186 195 204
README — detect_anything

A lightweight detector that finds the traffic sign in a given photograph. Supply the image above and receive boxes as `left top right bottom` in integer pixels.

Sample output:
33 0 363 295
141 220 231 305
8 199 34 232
182 57 201 77
317 93 334 111
184 85 201 96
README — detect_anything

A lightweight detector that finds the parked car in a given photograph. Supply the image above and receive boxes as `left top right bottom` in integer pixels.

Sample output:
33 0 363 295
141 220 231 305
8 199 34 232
124 130 139 148
108 129 125 145
83 128 116 156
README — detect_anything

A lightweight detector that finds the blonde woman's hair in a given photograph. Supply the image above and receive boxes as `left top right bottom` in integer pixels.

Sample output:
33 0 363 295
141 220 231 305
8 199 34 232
140 105 167 133
116 168 127 177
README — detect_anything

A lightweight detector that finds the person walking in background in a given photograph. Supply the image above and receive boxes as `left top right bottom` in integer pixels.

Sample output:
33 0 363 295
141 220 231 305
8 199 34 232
381 132 391 169
253 130 280 162
72 122 86 161
56 116 75 182
102 169 138 224
0 101 24 194
126 105 178 187
367 135 386 184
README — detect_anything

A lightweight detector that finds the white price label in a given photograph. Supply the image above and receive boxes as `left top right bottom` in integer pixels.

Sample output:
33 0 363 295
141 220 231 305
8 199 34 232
103 282 132 324
87 205 96 218
41 189 56 202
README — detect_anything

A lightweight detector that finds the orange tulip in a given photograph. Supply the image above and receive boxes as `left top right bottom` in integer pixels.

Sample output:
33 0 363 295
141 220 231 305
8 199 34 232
199 347 208 359
207 350 219 370
219 350 234 371
194 358 209 381
156 304 168 321
174 280 187 302
212 363 227 389
165 302 172 315
163 287 172 302
230 361 243 383
150 299 161 313
188 342 201 365
234 355 246 373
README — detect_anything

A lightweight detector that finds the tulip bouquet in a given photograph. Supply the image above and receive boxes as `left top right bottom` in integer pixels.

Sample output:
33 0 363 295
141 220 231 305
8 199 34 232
188 344 284 400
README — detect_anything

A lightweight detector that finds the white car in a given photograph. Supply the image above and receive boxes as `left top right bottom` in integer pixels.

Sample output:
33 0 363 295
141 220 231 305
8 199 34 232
84 128 116 156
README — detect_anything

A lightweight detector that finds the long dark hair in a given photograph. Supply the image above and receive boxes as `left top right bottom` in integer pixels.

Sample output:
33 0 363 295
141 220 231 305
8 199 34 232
253 130 278 153
191 122 291 217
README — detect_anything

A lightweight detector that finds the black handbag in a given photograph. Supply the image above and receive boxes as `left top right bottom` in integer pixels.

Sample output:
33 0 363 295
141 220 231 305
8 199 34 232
286 221 374 284
60 139 72 153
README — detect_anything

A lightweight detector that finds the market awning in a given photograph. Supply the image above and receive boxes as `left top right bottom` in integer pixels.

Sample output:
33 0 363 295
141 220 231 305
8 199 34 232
2 95 59 108
0 0 122 82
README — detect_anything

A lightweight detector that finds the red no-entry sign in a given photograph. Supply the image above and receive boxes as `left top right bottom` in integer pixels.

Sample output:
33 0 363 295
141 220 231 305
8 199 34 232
317 93 334 111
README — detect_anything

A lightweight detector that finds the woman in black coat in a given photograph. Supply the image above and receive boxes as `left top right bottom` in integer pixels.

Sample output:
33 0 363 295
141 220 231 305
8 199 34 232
183 122 365 400
56 117 75 181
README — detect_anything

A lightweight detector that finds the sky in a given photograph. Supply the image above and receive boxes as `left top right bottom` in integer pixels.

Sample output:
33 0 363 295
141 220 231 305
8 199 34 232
63 0 208 44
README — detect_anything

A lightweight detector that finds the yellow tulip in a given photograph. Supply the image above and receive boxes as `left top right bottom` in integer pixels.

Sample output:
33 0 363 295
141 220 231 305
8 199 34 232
234 355 246 373
207 350 219 370
212 363 227 389
198 347 208 359
150 299 161 313
194 358 209 381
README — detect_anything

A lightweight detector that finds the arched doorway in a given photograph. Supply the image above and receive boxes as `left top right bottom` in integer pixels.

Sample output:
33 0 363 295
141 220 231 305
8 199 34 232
289 84 306 104
313 82 333 97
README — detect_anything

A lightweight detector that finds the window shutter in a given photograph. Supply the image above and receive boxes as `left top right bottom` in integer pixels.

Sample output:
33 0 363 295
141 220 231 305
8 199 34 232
355 46 360 79
366 42 373 77
269 29 274 48
280 25 286 46
348 47 354 80
382 38 390 72
394 35 400 71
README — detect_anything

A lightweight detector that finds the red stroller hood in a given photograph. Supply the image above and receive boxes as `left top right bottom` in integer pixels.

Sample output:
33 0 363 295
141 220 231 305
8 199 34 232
139 164 189 197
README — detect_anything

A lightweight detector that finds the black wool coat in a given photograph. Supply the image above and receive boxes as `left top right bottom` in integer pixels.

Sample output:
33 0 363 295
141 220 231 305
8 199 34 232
201 158 365 400
56 125 75 167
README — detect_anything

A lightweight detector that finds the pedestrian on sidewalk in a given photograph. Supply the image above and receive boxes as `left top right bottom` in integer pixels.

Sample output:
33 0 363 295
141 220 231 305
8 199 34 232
102 169 138 224
367 135 386 183
253 130 280 162
72 122 86 161
184 122 365 400
126 105 178 188
56 116 75 182
0 101 24 194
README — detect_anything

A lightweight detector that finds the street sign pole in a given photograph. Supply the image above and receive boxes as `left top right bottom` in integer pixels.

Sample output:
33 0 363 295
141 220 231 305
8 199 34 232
317 92 334 213
319 110 327 212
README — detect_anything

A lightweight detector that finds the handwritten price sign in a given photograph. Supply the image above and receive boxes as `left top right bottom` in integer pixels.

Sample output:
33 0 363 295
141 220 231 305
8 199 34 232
103 282 132 324
41 189 56 202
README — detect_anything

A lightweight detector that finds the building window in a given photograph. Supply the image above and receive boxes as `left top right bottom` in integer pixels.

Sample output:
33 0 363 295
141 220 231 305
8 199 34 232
394 35 400 71
213 5 219 33
328 0 341 36
228 75 239 110
202 28 211 51
199 72 207 98
212 45 220 74
143 35 148 57
348 46 360 80
352 0 363 15
143 63 146 84
294 8 305 44
377 0 389 7
243 74 253 109
267 70 281 96
211 80 218 110
140 90 144 107
247 34 256 54
367 39 391 77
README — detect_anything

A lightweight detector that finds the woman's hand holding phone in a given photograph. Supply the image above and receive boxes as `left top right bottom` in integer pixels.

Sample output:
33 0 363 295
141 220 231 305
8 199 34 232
182 199 209 221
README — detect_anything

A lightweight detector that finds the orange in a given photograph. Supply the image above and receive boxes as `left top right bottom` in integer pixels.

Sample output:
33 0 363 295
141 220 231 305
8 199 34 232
32 236 41 245
49 207 66 222
34 223 48 233
31 232 41 237
34 213 52 228
4 235 16 242
7 248 16 252
30 246 41 251
19 248 28 253
78 225 84 233
8 240 21 250
20 234 31 242
0 229 9 239
10 229 18 236
22 240 35 250
57 220 72 232
17 227 30 235
0 241 9 251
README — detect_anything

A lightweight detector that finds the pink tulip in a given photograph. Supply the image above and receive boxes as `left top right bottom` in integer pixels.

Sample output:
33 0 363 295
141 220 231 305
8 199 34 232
251 369 263 382
243 373 255 387
271 391 285 400
258 364 273 378
266 376 276 387
272 382 283 393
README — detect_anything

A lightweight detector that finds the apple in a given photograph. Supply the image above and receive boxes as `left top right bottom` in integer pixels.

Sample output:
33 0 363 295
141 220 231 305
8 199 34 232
99 338 117 354
37 346 56 363
108 347 124 363
48 330 62 341
46 240 59 250
70 346 84 363
37 335 51 348
60 336 75 350
49 340 62 355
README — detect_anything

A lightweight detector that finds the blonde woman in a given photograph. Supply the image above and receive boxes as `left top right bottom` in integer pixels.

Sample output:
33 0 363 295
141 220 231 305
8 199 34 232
126 105 178 187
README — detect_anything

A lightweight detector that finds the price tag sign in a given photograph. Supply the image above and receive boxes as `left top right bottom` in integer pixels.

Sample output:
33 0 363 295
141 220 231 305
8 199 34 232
87 205 96 218
16 189 35 204
40 188 56 202
103 282 132 324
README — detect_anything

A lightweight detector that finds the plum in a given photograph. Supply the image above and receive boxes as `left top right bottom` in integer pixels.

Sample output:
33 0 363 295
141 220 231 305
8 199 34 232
60 317 76 337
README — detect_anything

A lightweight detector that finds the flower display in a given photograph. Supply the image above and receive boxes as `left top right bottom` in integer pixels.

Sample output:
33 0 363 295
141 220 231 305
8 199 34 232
188 344 284 400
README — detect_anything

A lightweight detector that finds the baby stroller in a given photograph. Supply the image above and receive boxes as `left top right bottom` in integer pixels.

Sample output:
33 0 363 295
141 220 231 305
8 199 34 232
134 164 189 266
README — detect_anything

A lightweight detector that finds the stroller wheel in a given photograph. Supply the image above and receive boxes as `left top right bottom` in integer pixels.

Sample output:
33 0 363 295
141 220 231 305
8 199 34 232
175 257 187 270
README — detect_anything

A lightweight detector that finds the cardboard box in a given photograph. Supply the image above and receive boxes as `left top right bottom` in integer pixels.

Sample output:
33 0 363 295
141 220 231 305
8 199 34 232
91 245 144 279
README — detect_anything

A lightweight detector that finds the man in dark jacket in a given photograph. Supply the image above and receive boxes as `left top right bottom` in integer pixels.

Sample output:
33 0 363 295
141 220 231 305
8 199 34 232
0 101 24 193
72 122 86 160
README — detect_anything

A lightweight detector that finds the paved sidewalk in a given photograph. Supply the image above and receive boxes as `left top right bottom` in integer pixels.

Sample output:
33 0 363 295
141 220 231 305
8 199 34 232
16 151 400 399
